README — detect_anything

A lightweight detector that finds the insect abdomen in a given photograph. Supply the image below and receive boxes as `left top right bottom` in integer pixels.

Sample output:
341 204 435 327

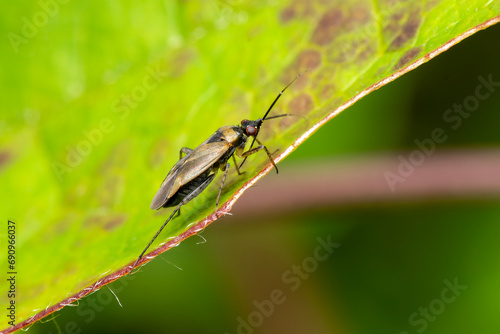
163 169 213 208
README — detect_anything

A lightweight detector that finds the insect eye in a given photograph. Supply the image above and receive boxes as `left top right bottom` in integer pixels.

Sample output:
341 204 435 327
246 125 257 136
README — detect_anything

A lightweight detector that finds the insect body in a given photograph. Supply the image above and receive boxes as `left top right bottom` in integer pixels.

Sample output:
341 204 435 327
130 75 301 274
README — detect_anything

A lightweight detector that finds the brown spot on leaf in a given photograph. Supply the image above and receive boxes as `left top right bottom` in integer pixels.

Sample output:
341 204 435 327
344 3 371 30
393 46 422 70
333 37 375 64
297 50 322 71
379 0 399 7
388 9 421 51
334 39 358 63
279 0 316 22
0 151 11 167
312 9 344 46
311 66 337 97
278 114 295 130
85 214 127 231
279 93 313 129
280 6 296 23
320 84 337 101
357 42 375 62
104 215 127 231
288 94 313 115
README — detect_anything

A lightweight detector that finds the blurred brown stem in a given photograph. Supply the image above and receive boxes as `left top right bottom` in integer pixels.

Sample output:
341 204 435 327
231 149 500 217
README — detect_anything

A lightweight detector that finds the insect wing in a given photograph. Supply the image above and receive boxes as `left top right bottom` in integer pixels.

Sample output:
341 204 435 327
150 141 229 210
150 153 191 210
175 140 230 186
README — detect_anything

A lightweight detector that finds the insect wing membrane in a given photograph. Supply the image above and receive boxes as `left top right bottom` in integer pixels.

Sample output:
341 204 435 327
150 169 180 209
176 141 229 186
150 153 191 210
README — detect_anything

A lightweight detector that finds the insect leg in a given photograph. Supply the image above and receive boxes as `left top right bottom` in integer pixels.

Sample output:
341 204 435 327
241 137 279 174
130 173 216 274
129 203 182 274
180 147 194 159
232 155 245 175
215 162 231 216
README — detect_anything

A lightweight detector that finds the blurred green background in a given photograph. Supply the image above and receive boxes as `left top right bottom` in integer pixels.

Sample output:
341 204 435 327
2 0 500 333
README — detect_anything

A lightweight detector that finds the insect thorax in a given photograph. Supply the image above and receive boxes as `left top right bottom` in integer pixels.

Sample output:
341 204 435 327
219 126 246 147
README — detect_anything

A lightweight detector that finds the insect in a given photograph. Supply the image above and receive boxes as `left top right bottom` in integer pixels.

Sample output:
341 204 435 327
129 75 302 274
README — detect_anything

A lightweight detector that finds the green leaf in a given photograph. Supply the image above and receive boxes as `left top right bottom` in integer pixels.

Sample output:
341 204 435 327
1 0 499 331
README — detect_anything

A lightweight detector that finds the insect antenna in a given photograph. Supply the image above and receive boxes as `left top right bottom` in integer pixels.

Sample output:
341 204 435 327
261 74 302 120
239 73 303 169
